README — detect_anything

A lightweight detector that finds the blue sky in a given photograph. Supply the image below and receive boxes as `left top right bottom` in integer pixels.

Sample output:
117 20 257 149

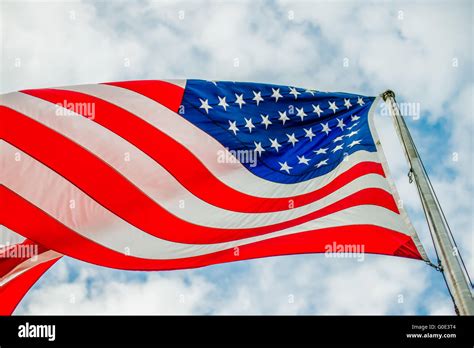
1 0 472 314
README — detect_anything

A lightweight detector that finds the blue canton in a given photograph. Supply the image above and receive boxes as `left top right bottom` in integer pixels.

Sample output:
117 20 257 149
180 79 376 184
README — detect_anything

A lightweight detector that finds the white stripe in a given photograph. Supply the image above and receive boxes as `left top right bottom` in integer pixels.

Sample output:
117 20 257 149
63 80 186 90
0 227 25 246
50 83 384 198
107 79 187 90
0 92 389 228
0 250 61 287
162 79 186 89
2 142 411 260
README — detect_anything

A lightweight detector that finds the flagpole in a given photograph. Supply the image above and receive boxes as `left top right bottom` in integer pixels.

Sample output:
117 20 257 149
381 90 474 315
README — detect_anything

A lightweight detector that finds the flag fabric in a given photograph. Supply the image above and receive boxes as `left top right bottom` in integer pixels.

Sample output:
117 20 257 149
0 228 61 314
0 79 427 314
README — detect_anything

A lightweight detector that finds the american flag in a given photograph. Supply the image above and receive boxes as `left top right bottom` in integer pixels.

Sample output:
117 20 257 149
0 79 427 314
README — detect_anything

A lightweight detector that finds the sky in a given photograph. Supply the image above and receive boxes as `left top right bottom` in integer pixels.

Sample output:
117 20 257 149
1 0 472 315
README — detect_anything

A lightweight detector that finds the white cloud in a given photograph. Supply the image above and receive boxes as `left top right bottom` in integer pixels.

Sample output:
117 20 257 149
19 253 450 315
19 259 215 315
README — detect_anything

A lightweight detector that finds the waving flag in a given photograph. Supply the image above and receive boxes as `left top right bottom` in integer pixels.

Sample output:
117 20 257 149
0 79 427 314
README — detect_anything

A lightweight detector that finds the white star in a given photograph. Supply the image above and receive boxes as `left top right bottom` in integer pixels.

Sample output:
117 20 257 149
252 91 264 106
260 114 272 129
333 135 345 143
320 122 331 135
357 96 365 106
312 104 323 117
314 147 328 155
344 98 352 109
207 80 218 86
305 89 316 95
254 141 265 156
279 161 292 174
289 87 301 99
316 159 328 168
304 127 315 141
346 130 359 138
217 96 229 111
269 138 282 152
328 100 339 113
331 144 344 153
199 98 212 114
347 122 359 130
336 118 346 130
244 117 255 133
296 107 307 121
228 120 239 135
351 115 360 122
348 139 362 148
271 88 283 102
286 133 299 147
297 155 310 165
234 94 246 109
278 110 290 125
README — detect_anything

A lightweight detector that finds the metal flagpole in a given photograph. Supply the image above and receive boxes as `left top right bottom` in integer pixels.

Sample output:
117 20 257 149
381 90 474 315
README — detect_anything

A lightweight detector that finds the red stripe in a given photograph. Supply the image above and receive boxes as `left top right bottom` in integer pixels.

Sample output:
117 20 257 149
2 107 399 244
1 186 423 275
0 257 60 316
19 88 386 213
0 240 49 276
103 80 184 112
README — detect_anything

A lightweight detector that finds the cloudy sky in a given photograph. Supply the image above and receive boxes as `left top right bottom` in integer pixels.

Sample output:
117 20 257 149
1 0 472 314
